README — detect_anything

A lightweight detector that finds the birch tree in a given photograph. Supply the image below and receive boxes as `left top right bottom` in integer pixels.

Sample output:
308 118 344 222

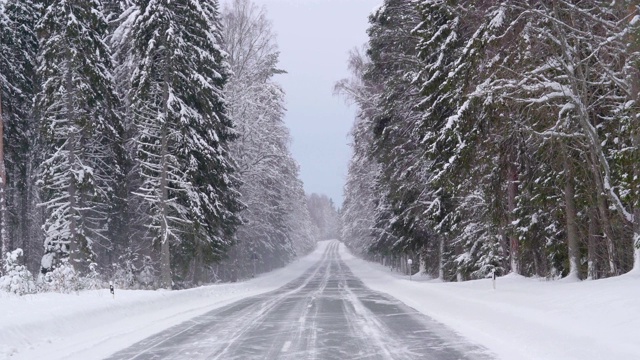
220 0 316 280
335 47 380 256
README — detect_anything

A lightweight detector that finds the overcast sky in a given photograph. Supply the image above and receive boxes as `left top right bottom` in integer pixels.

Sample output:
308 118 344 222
247 0 382 207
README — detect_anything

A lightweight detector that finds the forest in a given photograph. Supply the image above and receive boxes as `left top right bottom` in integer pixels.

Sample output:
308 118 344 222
4 0 639 295
339 0 640 281
0 0 340 294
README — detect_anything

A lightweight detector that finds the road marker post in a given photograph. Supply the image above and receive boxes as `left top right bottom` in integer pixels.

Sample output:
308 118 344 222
407 258 413 281
109 281 115 299
492 270 496 290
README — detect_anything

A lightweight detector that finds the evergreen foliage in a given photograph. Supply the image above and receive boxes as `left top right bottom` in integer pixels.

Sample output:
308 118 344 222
339 0 640 281
0 248 35 295
0 0 316 294
0 0 39 272
35 0 125 274
124 0 244 288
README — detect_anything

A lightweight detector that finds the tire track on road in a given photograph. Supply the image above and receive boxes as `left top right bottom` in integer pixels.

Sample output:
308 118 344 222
106 242 337 360
107 241 492 360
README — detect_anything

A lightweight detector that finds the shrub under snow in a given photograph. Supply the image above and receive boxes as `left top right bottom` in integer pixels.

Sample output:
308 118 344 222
42 260 79 294
0 249 36 295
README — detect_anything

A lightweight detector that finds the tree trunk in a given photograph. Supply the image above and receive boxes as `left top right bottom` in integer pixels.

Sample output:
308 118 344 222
0 92 7 257
634 207 640 273
587 208 598 280
159 74 171 289
633 132 640 273
498 225 510 272
66 62 79 268
438 236 444 280
532 249 541 277
625 0 640 274
19 171 29 260
24 154 38 273
550 5 623 275
193 240 203 285
419 245 426 275
507 157 520 274
590 149 618 276
455 242 463 282
563 150 580 280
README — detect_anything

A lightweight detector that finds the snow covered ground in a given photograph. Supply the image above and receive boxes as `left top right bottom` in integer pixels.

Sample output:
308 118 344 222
339 243 640 360
0 241 330 360
2 239 638 360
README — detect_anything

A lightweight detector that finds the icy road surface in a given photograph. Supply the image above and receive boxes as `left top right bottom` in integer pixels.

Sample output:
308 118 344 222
106 241 491 360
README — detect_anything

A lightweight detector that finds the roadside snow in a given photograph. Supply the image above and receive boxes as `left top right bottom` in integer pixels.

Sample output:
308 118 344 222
4 240 637 360
0 241 328 360
339 243 640 360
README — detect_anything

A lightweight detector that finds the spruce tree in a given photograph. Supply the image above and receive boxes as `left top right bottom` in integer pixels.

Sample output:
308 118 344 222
36 0 124 274
365 0 430 257
0 0 38 266
128 0 242 288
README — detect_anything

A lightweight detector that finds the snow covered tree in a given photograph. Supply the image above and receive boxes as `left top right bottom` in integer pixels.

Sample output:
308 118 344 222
127 0 242 288
307 193 340 240
0 248 35 295
0 0 39 272
364 0 431 257
35 0 125 275
287 176 317 257
221 0 316 280
483 0 640 276
340 0 640 282
107 0 150 280
0 1 10 258
335 47 380 256
338 0 450 277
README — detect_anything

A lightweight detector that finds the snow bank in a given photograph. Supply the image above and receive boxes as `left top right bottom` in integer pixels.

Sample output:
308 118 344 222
339 243 640 360
0 241 328 360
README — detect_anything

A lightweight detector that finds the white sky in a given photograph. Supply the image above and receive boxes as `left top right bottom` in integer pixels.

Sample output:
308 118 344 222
247 0 382 206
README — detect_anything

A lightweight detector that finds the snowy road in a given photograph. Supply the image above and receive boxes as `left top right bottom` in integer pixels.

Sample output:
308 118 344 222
106 241 490 360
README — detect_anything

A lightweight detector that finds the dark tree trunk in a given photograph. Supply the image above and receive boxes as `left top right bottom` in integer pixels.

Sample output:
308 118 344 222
563 150 579 279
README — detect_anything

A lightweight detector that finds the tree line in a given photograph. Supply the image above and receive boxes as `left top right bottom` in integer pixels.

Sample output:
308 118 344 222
338 0 640 281
0 0 325 293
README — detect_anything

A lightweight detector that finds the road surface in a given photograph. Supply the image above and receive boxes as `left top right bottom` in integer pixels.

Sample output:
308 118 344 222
106 241 491 360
